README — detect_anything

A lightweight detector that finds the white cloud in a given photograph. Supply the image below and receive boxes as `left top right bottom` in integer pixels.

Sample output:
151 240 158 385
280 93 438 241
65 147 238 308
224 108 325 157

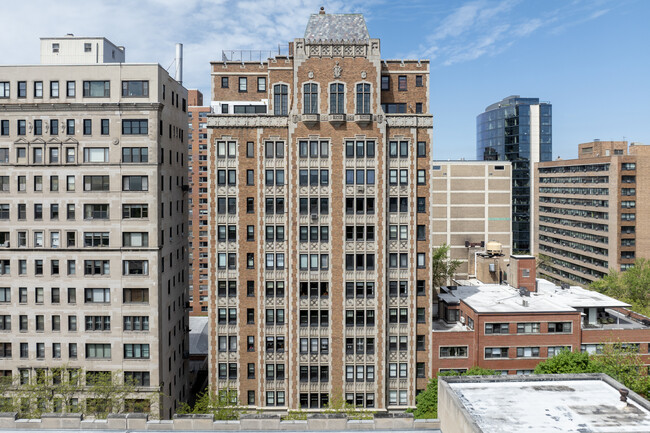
406 0 614 67
0 0 375 100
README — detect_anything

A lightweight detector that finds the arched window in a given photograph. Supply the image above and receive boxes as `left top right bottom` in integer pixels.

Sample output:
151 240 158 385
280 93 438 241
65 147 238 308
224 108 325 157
356 83 371 114
329 83 344 114
273 84 288 116
303 83 318 114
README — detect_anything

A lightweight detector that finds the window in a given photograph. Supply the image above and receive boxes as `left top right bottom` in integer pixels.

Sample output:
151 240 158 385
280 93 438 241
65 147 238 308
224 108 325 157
485 323 509 334
547 322 572 333
85 288 110 303
86 344 111 359
238 77 247 92
122 147 148 162
17 81 26 98
273 84 288 115
517 322 540 333
122 176 148 191
417 169 426 184
398 75 407 91
356 83 370 114
485 347 509 359
17 120 26 135
329 83 344 114
415 75 423 87
221 77 228 88
123 260 148 275
440 346 468 358
124 288 148 303
83 148 108 163
83 81 110 97
381 76 389 90
303 83 318 114
0 121 8 136
122 81 149 97
0 82 9 98
66 81 75 97
123 204 148 219
123 232 149 247
125 371 150 386
122 119 148 135
548 346 571 357
415 103 422 113
257 77 266 92
516 347 540 358
124 344 150 359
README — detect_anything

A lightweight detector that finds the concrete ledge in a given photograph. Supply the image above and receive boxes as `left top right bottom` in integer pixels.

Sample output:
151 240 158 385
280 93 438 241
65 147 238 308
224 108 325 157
0 411 441 431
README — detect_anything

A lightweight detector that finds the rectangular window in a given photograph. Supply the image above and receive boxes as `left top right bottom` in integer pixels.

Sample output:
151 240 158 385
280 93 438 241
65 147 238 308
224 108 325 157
0 82 9 98
83 81 110 98
440 346 468 358
257 77 266 92
516 347 540 358
238 77 247 92
381 75 389 90
122 176 148 191
398 75 407 91
485 347 509 359
83 148 108 163
84 175 109 191
17 81 26 98
122 120 148 135
50 81 59 98
517 322 540 333
122 81 149 97
66 81 76 97
122 147 148 163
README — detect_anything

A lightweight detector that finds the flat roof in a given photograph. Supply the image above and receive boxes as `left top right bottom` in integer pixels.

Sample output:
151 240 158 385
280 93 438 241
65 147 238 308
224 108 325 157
438 278 630 315
442 374 650 432
189 316 208 356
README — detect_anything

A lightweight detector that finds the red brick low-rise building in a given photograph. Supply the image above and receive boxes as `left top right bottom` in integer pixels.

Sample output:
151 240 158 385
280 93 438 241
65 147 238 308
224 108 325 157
432 256 650 376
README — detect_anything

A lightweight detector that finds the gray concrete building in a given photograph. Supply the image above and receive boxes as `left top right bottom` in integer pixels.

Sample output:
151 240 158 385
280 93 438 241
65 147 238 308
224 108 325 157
0 37 189 418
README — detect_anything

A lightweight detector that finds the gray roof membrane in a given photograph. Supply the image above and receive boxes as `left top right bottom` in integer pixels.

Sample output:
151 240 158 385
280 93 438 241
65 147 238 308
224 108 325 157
304 13 369 42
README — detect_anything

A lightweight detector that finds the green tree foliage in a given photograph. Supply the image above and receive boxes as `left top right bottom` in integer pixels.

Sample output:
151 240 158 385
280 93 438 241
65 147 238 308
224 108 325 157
323 394 374 419
0 368 148 419
411 368 496 419
431 244 462 289
590 258 650 315
533 345 649 398
176 388 240 420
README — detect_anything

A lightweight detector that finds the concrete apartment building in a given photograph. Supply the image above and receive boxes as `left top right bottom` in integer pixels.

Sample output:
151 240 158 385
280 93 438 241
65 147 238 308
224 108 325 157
432 255 650 376
206 10 433 410
187 90 210 316
534 140 650 286
0 36 189 418
431 161 512 280
477 96 552 253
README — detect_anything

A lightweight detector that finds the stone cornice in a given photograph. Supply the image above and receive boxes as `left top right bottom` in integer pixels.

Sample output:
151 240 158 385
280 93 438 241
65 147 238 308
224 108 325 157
385 114 433 128
0 102 163 112
207 115 289 128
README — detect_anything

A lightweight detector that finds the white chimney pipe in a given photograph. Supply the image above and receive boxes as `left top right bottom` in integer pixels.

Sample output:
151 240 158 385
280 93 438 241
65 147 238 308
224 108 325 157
175 43 183 84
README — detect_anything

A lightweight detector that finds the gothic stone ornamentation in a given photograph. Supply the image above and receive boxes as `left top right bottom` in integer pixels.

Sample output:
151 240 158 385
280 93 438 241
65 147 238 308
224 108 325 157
333 61 342 78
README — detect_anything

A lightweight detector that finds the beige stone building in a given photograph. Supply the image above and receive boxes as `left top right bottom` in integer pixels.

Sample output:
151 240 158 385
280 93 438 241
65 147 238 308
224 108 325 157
207 10 434 410
431 161 512 279
534 140 650 286
0 37 189 418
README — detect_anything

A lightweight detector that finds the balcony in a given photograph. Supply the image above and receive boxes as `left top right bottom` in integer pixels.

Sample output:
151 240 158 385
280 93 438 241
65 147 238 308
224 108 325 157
582 308 649 330
329 113 346 126
354 113 372 125
302 113 319 125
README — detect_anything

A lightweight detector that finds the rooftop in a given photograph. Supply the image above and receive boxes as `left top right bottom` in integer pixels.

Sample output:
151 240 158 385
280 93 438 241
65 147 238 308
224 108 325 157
440 374 650 433
188 316 208 356
438 278 630 315
304 10 369 42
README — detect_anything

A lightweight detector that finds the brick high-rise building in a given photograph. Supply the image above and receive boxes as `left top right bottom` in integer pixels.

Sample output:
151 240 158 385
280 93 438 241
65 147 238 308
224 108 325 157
187 90 210 315
0 37 189 418
207 10 433 410
534 140 650 286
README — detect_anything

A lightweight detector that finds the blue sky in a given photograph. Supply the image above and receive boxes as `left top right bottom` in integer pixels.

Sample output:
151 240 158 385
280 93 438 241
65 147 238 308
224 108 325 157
1 0 647 159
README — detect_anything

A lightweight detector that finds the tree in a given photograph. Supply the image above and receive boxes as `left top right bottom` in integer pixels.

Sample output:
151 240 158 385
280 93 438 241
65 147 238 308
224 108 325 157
533 344 649 398
590 258 650 315
176 388 241 420
431 244 461 289
410 368 496 419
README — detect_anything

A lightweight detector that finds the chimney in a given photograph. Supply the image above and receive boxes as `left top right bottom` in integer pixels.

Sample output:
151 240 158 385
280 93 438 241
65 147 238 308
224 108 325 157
319 6 325 14
175 43 183 85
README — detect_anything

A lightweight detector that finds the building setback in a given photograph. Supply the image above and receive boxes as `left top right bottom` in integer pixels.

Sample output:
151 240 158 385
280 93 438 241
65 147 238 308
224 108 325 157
0 37 189 418
207 10 434 410
431 161 512 280
187 90 210 316
534 140 650 286
477 96 552 253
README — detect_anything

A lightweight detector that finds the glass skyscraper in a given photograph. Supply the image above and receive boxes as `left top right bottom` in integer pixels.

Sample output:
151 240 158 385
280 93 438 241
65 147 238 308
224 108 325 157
477 95 552 253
